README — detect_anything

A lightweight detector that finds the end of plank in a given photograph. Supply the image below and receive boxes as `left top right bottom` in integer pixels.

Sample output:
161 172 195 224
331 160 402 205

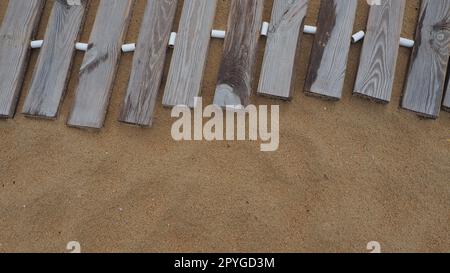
213 84 244 107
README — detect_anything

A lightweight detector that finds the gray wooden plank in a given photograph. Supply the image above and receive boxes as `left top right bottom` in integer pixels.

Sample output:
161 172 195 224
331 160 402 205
213 0 264 107
23 0 88 119
67 0 134 129
354 0 406 103
304 0 358 100
119 0 178 127
258 0 308 100
0 0 44 118
162 0 218 108
402 0 450 118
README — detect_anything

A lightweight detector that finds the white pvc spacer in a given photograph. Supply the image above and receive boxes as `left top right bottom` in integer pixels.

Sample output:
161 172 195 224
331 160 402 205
352 31 365 43
75 42 89 52
121 43 136 53
30 40 43 49
168 32 177 48
304 25 317 35
211 29 226 39
400 37 414 48
261 22 270 37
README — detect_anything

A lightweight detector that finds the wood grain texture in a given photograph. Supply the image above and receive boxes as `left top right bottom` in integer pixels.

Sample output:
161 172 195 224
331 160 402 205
258 0 308 100
304 0 357 100
354 0 405 103
162 0 217 108
119 0 178 127
213 0 264 107
67 0 134 129
23 0 88 119
0 0 44 118
402 0 450 118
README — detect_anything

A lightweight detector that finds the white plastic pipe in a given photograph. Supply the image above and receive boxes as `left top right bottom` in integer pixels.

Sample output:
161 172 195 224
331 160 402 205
304 25 317 35
75 42 89 51
400 37 414 48
121 43 136 53
211 30 226 39
30 40 43 49
168 32 177 48
261 22 270 37
350 30 414 48
352 31 365 43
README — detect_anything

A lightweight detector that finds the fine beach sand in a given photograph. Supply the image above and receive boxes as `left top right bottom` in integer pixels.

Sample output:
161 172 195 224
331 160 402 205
0 0 449 253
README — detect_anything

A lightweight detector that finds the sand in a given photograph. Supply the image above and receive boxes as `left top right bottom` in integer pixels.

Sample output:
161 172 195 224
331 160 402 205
0 0 449 253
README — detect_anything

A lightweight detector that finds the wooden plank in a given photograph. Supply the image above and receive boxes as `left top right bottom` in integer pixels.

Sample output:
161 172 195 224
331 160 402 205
0 0 44 118
67 0 134 129
119 0 178 127
258 0 308 100
213 0 265 107
304 0 357 100
162 0 217 108
354 0 406 103
23 0 88 119
402 0 450 118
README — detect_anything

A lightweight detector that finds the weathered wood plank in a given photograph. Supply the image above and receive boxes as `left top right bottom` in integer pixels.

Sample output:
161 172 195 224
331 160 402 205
162 0 218 108
354 0 405 103
258 0 308 100
67 0 134 129
23 0 88 119
304 0 358 100
0 0 44 118
402 0 450 118
213 0 265 107
119 0 178 127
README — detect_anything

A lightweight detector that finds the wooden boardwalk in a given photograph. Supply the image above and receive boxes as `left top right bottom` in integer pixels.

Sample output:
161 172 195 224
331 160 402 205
0 0 449 129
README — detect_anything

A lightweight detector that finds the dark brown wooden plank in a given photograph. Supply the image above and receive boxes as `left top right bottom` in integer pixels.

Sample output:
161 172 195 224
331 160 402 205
22 0 88 119
0 0 44 118
304 0 358 100
119 0 178 127
257 0 308 100
162 0 218 108
402 0 450 118
67 0 134 129
213 0 265 107
354 0 406 103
